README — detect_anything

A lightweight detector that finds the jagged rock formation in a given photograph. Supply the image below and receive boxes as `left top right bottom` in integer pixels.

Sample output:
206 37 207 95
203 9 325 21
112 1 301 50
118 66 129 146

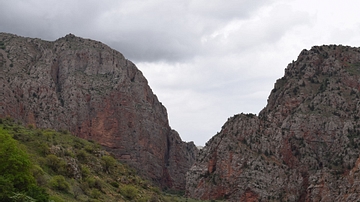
186 45 360 201
0 33 197 190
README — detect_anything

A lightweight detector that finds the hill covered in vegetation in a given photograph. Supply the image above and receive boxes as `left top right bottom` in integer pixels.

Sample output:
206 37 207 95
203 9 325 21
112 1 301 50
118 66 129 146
0 117 212 202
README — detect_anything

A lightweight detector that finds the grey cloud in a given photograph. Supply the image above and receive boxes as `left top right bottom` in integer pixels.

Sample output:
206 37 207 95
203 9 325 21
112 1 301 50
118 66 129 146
199 4 311 57
0 0 276 63
0 0 107 40
188 0 274 20
106 31 199 62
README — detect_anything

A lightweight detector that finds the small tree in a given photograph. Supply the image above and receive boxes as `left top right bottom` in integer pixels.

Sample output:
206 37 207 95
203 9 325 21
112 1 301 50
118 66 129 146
0 132 34 200
49 175 70 192
0 131 48 201
101 155 117 173
120 185 138 200
45 154 67 174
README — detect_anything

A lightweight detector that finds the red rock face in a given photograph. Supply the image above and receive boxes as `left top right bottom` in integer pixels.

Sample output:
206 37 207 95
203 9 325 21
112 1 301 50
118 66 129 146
0 33 197 190
187 45 360 201
240 189 259 202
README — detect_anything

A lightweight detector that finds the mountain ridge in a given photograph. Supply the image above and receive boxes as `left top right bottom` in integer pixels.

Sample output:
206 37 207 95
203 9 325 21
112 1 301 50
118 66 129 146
0 32 198 190
186 45 360 201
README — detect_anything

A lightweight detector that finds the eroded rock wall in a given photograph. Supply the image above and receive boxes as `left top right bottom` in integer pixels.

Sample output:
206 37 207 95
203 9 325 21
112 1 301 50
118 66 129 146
186 45 360 201
0 33 197 190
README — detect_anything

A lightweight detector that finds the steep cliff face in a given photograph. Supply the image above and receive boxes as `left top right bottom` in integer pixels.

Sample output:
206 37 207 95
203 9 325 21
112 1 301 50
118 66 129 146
186 45 360 201
0 33 197 190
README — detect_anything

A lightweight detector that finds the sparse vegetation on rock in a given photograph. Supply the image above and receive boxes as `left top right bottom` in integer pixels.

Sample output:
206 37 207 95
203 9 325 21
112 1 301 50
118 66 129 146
0 32 198 191
187 45 360 201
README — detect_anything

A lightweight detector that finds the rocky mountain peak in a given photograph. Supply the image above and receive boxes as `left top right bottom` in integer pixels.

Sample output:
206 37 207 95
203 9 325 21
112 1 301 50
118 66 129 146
186 45 360 201
0 33 198 190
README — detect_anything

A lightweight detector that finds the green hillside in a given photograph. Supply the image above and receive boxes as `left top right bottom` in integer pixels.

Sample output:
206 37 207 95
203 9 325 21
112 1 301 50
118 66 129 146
0 117 217 202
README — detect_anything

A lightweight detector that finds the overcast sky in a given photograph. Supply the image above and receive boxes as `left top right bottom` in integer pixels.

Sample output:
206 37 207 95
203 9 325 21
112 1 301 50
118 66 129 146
1 0 360 146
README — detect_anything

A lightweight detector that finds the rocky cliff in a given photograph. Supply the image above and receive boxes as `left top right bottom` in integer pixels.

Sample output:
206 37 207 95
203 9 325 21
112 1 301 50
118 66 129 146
186 45 360 201
0 33 197 190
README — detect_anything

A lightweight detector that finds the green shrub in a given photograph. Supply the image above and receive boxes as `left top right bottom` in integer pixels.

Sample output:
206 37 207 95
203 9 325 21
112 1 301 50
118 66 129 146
137 195 152 202
0 175 14 201
45 154 67 174
37 142 50 156
46 154 60 169
110 181 119 188
120 185 138 200
90 188 101 199
86 177 102 190
58 129 70 135
86 177 97 188
81 165 91 178
25 184 49 202
84 145 94 153
32 165 46 186
101 155 117 173
150 186 161 194
49 195 65 202
76 149 88 163
49 175 70 192
64 149 75 157
9 192 36 202
73 138 85 149
0 130 37 200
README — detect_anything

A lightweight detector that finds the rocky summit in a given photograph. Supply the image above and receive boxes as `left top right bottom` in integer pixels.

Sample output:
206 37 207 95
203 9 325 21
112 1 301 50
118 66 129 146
186 45 360 201
0 33 197 190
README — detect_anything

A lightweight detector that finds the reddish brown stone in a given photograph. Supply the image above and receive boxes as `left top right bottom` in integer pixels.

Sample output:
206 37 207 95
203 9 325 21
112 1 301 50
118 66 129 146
240 189 259 202
187 45 360 201
0 33 197 190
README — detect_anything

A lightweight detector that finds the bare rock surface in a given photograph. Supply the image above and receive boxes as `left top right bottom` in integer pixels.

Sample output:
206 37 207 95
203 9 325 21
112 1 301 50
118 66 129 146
0 33 197 190
186 45 360 201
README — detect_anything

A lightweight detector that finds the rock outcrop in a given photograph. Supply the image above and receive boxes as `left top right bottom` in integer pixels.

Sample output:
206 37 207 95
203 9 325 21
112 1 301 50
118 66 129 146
186 45 360 201
0 33 197 190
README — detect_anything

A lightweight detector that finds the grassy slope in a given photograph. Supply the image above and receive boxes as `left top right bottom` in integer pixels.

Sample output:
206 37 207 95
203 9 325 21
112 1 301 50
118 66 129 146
0 117 221 202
